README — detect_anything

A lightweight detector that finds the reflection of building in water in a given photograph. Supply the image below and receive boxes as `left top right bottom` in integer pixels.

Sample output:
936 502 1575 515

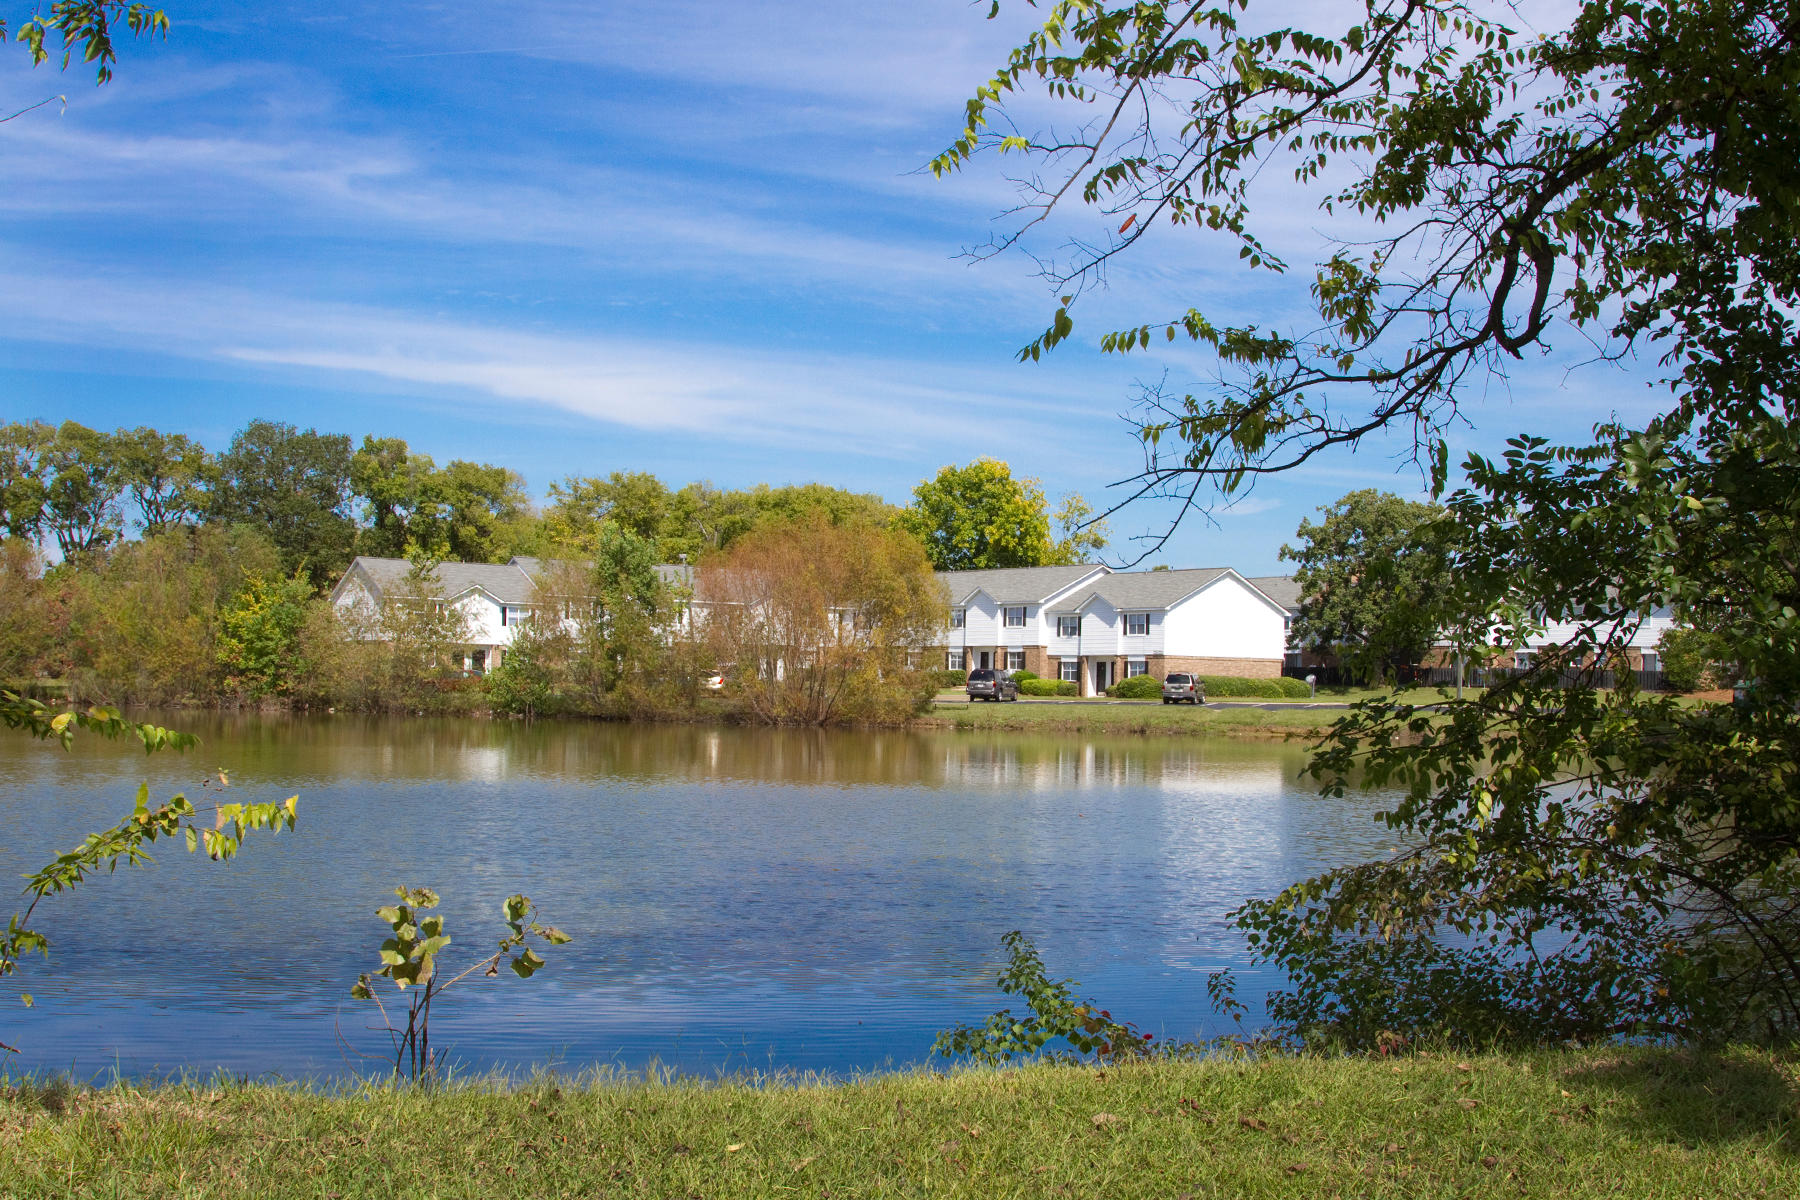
933 740 1291 795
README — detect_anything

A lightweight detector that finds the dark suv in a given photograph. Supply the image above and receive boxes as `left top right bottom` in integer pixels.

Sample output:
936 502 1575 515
1161 673 1206 704
966 668 1020 702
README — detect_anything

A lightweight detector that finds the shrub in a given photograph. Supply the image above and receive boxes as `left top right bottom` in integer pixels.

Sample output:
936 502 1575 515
1011 669 1038 682
1193 675 1298 698
928 668 968 689
1019 677 1075 697
1106 673 1162 699
1657 627 1731 693
1276 676 1313 698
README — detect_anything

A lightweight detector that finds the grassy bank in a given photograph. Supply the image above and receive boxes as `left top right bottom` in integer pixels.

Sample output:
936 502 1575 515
918 700 1344 738
3 1048 1794 1197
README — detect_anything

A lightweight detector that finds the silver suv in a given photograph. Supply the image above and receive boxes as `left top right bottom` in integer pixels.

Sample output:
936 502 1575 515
966 668 1020 702
1161 673 1206 704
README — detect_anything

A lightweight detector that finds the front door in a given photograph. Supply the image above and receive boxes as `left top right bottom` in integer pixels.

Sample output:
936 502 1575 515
1092 660 1113 694
978 651 992 669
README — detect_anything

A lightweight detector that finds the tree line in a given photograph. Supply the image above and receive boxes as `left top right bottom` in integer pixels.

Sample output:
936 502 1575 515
1 420 1107 585
0 417 1107 718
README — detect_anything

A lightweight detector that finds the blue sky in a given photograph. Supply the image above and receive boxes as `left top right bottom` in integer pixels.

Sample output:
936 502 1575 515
0 0 1665 574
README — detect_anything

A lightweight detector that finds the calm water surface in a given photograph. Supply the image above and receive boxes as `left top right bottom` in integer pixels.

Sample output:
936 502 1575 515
0 715 1398 1079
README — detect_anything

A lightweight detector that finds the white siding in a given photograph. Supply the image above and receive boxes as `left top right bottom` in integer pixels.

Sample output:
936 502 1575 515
454 591 511 650
1532 611 1674 653
1160 577 1287 661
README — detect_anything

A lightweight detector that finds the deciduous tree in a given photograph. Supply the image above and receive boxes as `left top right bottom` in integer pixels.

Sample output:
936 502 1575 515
702 516 946 725
211 420 355 589
895 458 1058 570
115 426 213 534
1281 490 1449 685
939 0 1800 1042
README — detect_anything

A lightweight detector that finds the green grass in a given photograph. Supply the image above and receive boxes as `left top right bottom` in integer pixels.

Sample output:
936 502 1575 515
2 1048 1794 1197
919 700 1344 738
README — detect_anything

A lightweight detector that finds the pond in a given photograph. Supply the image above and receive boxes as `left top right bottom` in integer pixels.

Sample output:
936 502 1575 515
0 714 1400 1080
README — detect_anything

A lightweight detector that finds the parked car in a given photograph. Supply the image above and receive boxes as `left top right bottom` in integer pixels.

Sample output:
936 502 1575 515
1161 673 1206 704
966 668 1019 702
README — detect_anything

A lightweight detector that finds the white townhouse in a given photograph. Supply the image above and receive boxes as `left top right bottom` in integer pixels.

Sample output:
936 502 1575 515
331 557 541 673
938 564 1114 677
1043 568 1290 695
935 564 1290 695
330 555 695 672
1501 605 1677 672
1243 574 1307 669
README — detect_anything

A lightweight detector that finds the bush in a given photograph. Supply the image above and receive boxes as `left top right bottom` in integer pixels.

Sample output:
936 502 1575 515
1192 675 1309 698
929 668 968 689
1657 627 1730 692
1106 673 1162 699
1019 677 1075 697
1011 669 1038 682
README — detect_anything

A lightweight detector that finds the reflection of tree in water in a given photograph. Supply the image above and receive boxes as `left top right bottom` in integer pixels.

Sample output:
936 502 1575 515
2 714 1400 1075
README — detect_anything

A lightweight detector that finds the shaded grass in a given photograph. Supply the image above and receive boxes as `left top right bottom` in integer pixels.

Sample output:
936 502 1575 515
1 1047 1795 1197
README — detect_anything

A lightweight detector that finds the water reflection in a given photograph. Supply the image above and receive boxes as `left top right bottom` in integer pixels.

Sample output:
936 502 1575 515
0 714 1393 1079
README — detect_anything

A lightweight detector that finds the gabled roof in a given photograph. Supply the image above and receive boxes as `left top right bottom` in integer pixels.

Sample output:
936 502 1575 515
1050 567 1290 617
511 556 693 590
1050 567 1230 613
337 556 539 606
936 564 1109 606
1244 574 1302 612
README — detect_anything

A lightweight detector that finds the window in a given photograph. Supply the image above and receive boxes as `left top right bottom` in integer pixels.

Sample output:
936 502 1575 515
1006 650 1025 671
1514 650 1536 669
1059 659 1080 683
946 649 965 670
1003 606 1027 628
1640 651 1661 672
1125 612 1149 636
1126 659 1148 678
1056 614 1080 637
950 607 965 629
501 605 533 627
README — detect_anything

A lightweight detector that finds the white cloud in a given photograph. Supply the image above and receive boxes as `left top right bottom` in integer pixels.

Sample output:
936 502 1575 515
0 264 1129 464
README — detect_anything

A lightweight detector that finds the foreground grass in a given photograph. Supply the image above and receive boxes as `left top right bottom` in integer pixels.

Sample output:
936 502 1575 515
3 1047 1794 1197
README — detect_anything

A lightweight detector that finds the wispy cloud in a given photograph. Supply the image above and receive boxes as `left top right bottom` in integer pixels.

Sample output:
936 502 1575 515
0 264 1130 464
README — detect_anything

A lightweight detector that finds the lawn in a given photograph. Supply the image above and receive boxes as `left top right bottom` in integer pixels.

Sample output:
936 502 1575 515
2 1047 1794 1197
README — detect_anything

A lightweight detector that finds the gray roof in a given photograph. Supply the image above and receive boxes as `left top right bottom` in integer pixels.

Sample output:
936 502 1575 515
937 564 1107 605
1050 567 1249 613
343 556 538 605
511 556 693 590
1244 574 1302 611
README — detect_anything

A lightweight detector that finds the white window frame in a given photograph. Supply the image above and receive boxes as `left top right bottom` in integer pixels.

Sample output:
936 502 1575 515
950 607 965 629
1056 614 1080 637
1640 651 1661 672
946 649 965 670
1058 658 1080 683
1125 612 1150 637
1514 649 1536 669
1006 650 1025 671
1126 658 1148 678
1003 606 1027 628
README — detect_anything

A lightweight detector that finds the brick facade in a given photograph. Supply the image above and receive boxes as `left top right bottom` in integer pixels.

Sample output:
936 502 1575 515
1152 654 1283 678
